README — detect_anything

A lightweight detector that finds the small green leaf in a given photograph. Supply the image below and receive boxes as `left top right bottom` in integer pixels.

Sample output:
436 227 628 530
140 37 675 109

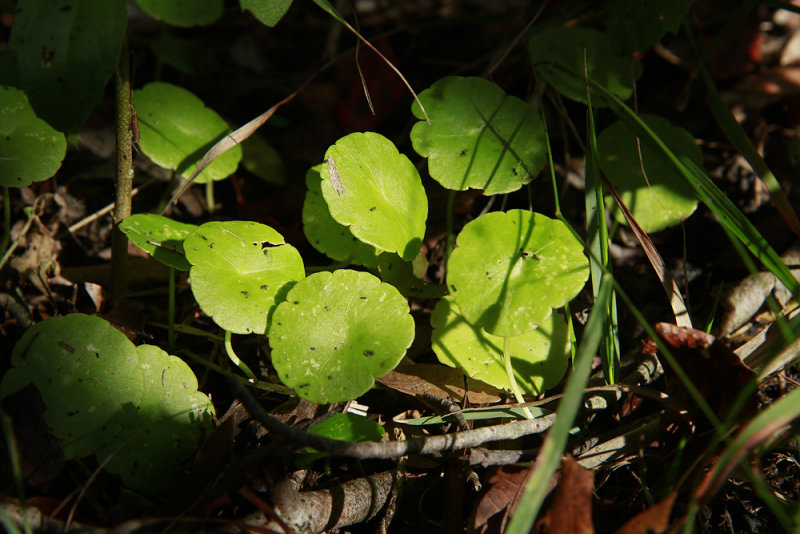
119 214 197 271
308 413 384 442
607 0 692 53
242 133 287 185
0 314 143 460
136 0 222 27
184 221 305 335
321 132 427 261
529 27 641 106
134 82 242 183
431 296 570 395
269 270 415 404
240 0 294 27
302 165 380 268
448 210 589 337
410 76 547 195
102 345 214 494
598 115 701 232
2 0 126 131
0 86 66 188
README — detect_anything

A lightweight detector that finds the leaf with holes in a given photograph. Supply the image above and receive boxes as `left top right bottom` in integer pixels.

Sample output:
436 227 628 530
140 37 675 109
529 27 641 106
134 82 242 183
410 76 547 195
101 344 214 494
119 213 197 271
302 164 380 268
0 86 66 188
269 270 415 404
2 0 126 131
598 115 701 232
448 210 589 337
184 221 305 334
431 296 570 395
320 132 427 261
136 0 223 27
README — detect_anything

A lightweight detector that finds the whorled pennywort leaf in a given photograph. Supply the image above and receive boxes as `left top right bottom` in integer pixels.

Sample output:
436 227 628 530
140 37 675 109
136 0 223 27
302 164 380 268
269 270 415 404
598 114 701 232
2 0 126 131
119 213 197 271
0 314 214 495
321 132 427 261
410 76 547 195
529 27 641 106
184 220 305 335
240 0 294 27
448 210 589 337
431 296 570 396
134 82 242 183
0 86 66 188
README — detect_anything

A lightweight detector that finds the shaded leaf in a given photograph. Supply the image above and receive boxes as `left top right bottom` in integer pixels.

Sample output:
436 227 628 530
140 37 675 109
0 86 66 188
614 492 677 534
119 213 197 271
308 413 384 442
240 0 293 27
536 455 595 534
470 466 532 533
136 0 222 27
607 0 692 53
375 363 503 404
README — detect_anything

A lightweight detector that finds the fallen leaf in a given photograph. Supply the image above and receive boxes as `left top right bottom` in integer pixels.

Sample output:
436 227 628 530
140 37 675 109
536 454 595 534
469 465 532 534
376 363 504 404
614 491 677 534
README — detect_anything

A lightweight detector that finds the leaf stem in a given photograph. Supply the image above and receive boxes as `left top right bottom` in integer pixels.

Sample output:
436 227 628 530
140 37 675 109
503 336 533 419
1 186 9 256
167 267 175 353
224 330 257 380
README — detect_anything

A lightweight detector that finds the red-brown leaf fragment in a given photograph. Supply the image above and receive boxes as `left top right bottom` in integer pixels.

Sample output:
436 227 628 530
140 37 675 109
536 454 595 534
614 491 677 534
469 465 531 534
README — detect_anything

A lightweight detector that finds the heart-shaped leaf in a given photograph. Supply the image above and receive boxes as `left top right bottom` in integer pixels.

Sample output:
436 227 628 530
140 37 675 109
529 27 641 106
134 82 242 183
320 132 427 261
184 221 305 334
448 210 589 337
0 86 66 188
598 115 701 232
302 164 380 268
102 344 214 494
431 296 570 395
410 76 547 195
269 270 415 404
119 213 198 271
240 0 294 27
136 0 223 27
2 0 126 131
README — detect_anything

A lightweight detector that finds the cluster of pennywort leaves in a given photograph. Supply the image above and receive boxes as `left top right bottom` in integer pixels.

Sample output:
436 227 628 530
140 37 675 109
0 0 703 494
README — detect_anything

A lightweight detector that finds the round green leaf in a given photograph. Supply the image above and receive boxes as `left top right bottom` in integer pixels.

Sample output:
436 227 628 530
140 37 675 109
0 314 143 460
528 27 641 105
136 0 222 27
308 413 385 442
269 270 415 404
184 221 305 334
134 82 242 183
410 76 547 195
3 0 126 131
102 345 215 494
242 133 287 185
0 86 66 188
448 210 589 337
431 297 570 395
302 165 380 268
597 115 701 232
321 132 427 261
607 0 692 53
240 0 293 27
119 213 198 271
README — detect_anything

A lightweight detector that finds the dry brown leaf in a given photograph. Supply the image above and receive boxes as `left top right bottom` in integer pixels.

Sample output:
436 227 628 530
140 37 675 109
614 492 677 534
468 466 532 534
536 455 595 534
376 364 504 403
